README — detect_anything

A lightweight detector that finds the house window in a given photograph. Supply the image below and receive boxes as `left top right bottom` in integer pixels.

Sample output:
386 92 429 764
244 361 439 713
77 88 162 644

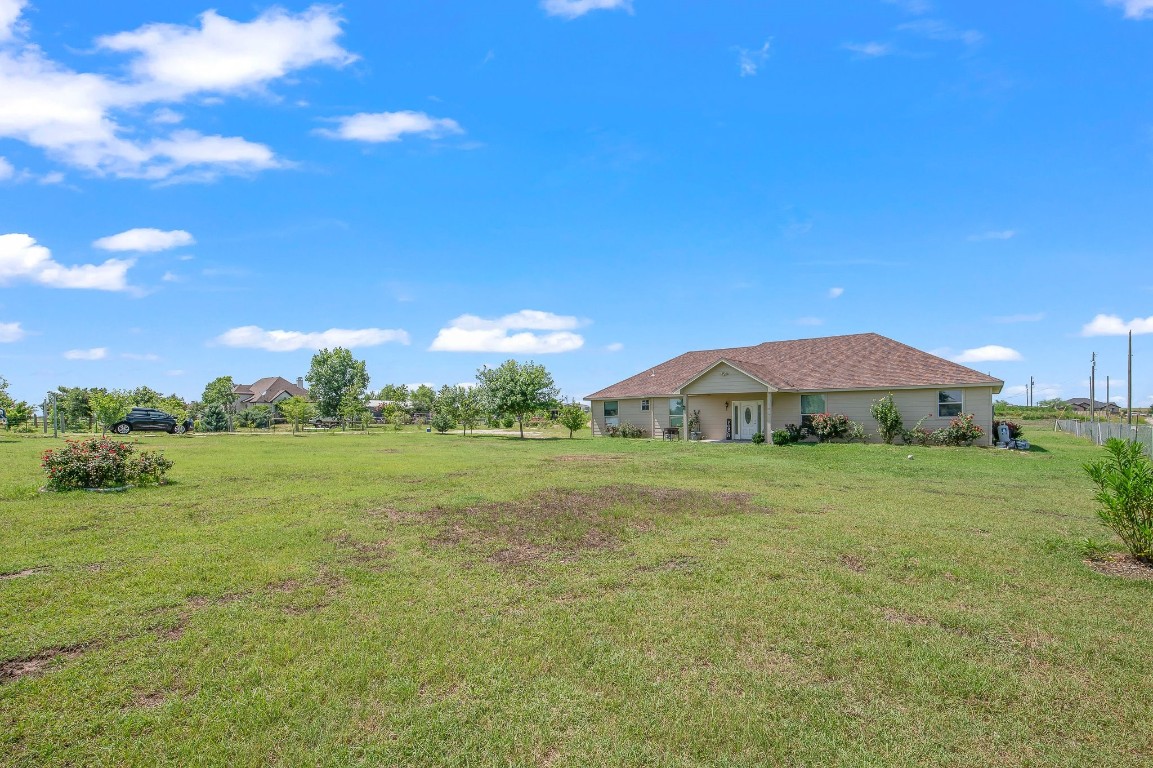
938 390 963 418
604 401 619 427
641 399 650 411
800 393 826 429
669 398 684 428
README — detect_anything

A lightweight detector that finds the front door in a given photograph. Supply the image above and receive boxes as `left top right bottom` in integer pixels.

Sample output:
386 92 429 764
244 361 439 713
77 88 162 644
733 401 761 440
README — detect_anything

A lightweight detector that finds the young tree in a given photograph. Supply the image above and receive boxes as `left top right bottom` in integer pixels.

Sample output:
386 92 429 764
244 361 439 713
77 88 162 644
476 360 560 439
377 383 411 404
307 347 369 418
410 384 436 419
458 386 485 435
201 376 236 408
338 388 371 429
559 402 588 438
201 403 229 432
54 386 93 432
90 390 131 436
129 386 164 408
278 396 316 433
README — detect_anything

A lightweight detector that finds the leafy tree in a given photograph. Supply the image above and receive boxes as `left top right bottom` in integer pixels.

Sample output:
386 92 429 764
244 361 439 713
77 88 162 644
201 376 236 408
338 389 371 429
128 386 164 408
201 403 229 432
377 383 410 404
54 386 93 432
410 384 436 417
1038 398 1065 409
235 409 256 429
249 404 274 429
431 409 456 433
90 390 131 436
307 347 369 418
559 402 588 438
278 396 316 433
0 376 33 430
157 394 190 422
476 360 560 439
457 386 485 435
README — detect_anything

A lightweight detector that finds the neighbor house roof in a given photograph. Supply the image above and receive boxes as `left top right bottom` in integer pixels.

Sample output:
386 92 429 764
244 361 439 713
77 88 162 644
585 333 1004 400
1064 398 1118 410
233 376 308 404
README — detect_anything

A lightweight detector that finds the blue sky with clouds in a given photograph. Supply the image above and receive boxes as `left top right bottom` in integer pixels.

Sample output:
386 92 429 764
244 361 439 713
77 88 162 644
1 0 1152 406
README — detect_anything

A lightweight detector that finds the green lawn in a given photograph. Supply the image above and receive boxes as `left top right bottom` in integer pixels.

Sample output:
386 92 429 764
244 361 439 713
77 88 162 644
1 427 1151 767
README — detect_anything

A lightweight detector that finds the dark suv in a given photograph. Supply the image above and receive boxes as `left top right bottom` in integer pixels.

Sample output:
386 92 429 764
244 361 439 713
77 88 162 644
111 408 193 435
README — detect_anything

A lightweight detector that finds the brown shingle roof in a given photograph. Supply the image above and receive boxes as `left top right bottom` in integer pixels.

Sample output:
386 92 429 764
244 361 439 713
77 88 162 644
234 376 308 404
585 333 1004 400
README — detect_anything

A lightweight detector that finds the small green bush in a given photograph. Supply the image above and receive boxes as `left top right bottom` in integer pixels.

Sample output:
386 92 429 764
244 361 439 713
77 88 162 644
870 394 904 444
201 403 228 432
606 421 645 438
751 431 766 445
846 420 867 443
771 429 793 446
41 438 173 491
1085 438 1153 563
784 423 806 443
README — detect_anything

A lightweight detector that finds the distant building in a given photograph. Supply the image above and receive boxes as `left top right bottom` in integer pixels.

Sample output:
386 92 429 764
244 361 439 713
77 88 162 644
1063 398 1121 414
233 377 309 410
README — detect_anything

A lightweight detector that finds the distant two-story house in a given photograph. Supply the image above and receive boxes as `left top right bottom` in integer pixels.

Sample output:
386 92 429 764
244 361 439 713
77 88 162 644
232 377 309 411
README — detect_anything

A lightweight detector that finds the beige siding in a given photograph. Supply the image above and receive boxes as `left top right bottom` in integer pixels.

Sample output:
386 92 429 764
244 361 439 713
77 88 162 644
770 386 996 444
591 398 664 437
682 363 769 395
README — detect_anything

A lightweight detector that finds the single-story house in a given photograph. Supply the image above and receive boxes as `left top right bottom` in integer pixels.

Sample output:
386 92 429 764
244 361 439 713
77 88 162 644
1062 398 1121 414
233 377 309 410
585 333 1004 443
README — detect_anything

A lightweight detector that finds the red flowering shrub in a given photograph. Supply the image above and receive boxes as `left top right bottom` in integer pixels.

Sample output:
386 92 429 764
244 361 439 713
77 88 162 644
41 438 173 491
809 413 851 442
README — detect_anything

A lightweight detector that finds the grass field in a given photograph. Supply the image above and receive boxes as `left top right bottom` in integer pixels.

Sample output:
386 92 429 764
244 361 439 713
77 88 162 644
2 427 1151 767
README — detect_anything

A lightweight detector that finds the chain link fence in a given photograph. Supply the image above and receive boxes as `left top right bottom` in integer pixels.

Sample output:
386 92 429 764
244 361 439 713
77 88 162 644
1054 419 1153 457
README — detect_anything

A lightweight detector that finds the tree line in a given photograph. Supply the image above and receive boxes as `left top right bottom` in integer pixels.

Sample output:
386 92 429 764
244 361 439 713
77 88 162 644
1 348 589 438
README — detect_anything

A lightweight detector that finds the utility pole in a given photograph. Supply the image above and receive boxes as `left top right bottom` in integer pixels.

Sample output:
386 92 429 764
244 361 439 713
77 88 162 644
1090 353 1096 425
1029 376 1035 407
1128 331 1134 428
1107 376 1111 423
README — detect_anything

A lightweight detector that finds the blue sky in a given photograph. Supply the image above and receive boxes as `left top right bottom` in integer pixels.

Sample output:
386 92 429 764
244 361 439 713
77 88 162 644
1 0 1151 407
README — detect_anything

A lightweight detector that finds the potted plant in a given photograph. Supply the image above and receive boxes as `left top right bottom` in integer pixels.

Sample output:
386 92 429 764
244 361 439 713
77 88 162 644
688 410 703 441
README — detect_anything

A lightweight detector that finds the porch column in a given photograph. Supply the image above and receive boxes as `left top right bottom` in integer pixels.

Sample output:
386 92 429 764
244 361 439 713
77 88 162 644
765 389 772 438
683 394 689 441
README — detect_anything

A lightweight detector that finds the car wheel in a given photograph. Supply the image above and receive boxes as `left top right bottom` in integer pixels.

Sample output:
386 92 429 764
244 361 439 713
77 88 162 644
173 424 186 435
113 422 131 435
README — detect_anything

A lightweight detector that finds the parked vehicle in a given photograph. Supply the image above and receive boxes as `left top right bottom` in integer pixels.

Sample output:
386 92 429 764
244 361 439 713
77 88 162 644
111 407 193 435
310 416 342 429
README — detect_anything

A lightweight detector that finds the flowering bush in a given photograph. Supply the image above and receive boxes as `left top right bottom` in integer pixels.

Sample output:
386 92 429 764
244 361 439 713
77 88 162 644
810 413 851 442
41 438 173 491
943 413 985 446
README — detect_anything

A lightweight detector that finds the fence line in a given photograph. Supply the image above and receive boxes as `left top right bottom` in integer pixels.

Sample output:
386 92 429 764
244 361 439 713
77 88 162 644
1054 419 1153 457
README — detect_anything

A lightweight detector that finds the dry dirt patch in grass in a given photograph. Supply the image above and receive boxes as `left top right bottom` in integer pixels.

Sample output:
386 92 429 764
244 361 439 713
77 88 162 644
1085 553 1153 581
839 554 866 573
1 644 92 684
329 532 393 569
429 485 766 566
548 454 623 463
0 567 48 580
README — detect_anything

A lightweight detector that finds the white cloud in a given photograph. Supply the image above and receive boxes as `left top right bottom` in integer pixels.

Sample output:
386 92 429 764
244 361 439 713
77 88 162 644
0 233 134 291
737 40 772 77
64 347 107 360
215 325 411 352
0 0 25 41
953 345 1022 363
541 0 633 20
151 108 183 125
0 320 25 342
898 19 983 46
796 317 824 326
844 42 893 57
1106 1 1153 20
318 111 464 143
606 342 624 352
993 312 1044 323
39 171 64 184
0 5 351 181
430 310 586 354
1081 313 1153 336
161 271 182 282
0 155 12 179
93 228 194 252
969 229 1016 241
96 7 356 98
828 287 844 299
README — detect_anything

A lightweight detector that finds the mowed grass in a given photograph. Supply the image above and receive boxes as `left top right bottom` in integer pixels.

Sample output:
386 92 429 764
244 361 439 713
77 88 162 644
1 427 1151 767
